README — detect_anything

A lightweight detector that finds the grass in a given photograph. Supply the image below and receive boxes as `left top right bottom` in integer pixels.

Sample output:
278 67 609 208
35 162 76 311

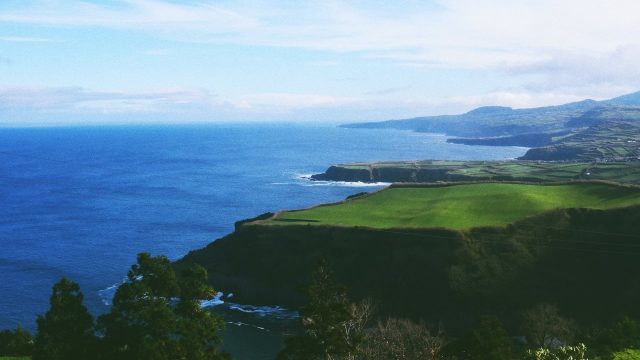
324 160 640 184
522 120 640 160
269 183 640 229
0 357 30 360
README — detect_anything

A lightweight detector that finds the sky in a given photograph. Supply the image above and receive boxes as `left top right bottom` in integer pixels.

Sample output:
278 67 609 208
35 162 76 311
1 0 640 126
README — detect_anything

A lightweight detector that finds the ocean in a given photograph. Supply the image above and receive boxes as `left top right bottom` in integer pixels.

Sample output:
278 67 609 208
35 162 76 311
0 123 527 359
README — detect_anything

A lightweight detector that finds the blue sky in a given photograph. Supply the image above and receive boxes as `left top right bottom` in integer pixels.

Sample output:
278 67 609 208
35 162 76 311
1 0 640 126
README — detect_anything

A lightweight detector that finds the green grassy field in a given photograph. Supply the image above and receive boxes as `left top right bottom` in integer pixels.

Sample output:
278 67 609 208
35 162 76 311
314 160 640 184
269 182 640 229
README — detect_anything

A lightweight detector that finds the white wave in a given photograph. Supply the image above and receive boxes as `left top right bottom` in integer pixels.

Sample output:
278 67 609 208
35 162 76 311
273 176 388 188
98 277 296 321
199 291 299 319
98 276 143 306
303 180 390 188
226 304 298 319
98 278 126 306
200 291 226 307
226 321 268 331
294 173 390 187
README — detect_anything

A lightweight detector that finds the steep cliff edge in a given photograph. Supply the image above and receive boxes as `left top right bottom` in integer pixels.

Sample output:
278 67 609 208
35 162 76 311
309 160 640 184
176 204 640 330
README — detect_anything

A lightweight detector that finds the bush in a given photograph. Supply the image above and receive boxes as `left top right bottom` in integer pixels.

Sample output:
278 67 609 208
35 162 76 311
525 343 588 360
613 349 640 360
357 318 445 360
0 326 33 357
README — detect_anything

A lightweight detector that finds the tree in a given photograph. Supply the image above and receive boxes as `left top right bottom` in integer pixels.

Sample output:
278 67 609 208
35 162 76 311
357 318 445 360
525 343 588 360
453 316 513 360
613 349 640 360
0 325 33 357
33 278 96 360
175 264 227 360
590 317 640 359
277 259 364 360
522 303 575 348
97 253 227 360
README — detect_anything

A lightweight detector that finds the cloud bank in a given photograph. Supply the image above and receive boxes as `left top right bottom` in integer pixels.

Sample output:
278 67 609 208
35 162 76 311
1 1 639 124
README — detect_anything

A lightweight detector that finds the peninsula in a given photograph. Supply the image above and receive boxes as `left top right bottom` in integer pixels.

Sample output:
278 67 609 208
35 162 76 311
176 181 640 330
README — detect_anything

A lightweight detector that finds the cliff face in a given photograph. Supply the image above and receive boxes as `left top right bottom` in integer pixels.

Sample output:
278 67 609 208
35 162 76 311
310 165 373 182
447 132 556 147
519 146 584 161
310 165 469 183
310 164 545 184
176 205 640 331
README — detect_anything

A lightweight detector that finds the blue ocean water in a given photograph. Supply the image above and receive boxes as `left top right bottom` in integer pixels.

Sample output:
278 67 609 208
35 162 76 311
0 124 527 358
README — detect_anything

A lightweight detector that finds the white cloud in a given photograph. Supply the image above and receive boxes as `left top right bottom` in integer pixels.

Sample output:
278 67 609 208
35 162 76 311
233 93 360 112
506 45 640 96
2 1 639 62
0 36 54 42
1 1 639 122
0 86 215 113
0 84 635 125
142 48 169 56
0 86 362 121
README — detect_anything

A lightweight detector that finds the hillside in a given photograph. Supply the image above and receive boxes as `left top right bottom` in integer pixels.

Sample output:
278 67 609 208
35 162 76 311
176 182 640 332
310 160 640 184
519 120 640 160
269 183 640 229
343 91 640 161
342 91 640 138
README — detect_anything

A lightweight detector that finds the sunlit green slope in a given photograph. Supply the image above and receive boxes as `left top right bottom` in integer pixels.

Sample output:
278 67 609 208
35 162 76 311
269 182 640 229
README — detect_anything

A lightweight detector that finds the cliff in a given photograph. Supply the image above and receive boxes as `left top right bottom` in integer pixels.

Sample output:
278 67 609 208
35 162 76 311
310 160 640 184
446 132 558 147
176 204 640 331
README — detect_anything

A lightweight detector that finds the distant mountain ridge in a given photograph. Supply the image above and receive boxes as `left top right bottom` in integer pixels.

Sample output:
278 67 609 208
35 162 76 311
343 91 640 138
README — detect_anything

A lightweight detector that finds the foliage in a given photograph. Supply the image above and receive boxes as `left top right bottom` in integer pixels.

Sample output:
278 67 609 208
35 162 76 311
449 316 513 360
356 318 445 360
33 278 95 360
613 349 640 360
0 326 33 357
277 260 368 360
175 265 227 360
523 303 575 348
588 318 640 359
525 343 588 360
97 253 227 360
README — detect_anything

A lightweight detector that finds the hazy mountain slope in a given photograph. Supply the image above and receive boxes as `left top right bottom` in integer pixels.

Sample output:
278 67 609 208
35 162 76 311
343 91 640 137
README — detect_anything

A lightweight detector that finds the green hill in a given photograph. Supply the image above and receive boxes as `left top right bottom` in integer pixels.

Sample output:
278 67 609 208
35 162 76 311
342 91 640 161
176 182 640 332
342 100 599 137
269 183 640 229
343 91 640 138
520 120 640 160
310 160 640 184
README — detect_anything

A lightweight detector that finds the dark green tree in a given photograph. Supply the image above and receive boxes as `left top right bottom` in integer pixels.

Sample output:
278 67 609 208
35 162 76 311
97 253 227 360
0 325 33 357
277 259 361 360
175 264 227 360
522 303 574 348
589 317 640 359
33 278 96 360
453 316 513 360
